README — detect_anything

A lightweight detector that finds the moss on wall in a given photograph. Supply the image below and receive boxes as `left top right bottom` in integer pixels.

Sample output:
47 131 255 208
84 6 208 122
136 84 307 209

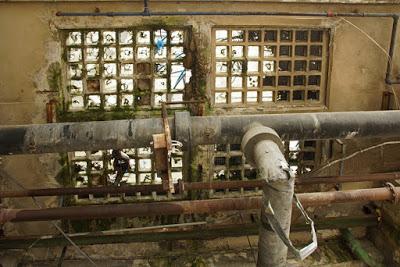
47 62 62 92
55 153 71 186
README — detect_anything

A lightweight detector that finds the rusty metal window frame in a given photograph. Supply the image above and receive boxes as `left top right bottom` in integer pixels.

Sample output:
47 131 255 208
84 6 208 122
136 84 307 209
212 27 329 107
63 27 191 111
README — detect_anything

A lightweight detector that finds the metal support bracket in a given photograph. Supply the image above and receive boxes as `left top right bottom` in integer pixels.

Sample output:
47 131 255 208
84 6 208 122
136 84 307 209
152 103 174 193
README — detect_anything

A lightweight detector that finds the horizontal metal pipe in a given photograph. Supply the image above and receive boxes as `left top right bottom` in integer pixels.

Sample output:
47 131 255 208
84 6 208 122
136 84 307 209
0 187 397 223
295 172 400 185
56 11 398 18
1 111 400 155
190 111 400 146
0 216 377 249
1 197 261 222
298 187 399 206
0 172 397 198
0 184 166 198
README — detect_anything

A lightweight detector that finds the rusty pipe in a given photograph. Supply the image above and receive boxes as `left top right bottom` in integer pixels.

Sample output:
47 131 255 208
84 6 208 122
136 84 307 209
0 197 261 223
295 172 400 185
0 187 397 223
0 172 398 198
298 186 400 206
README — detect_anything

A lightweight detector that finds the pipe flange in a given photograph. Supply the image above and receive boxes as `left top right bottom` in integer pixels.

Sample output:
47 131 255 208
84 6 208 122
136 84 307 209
241 124 284 166
385 182 399 204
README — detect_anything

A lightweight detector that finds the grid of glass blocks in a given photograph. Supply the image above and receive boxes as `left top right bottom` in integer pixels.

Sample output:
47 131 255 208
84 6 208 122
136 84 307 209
212 144 258 182
70 147 183 190
286 140 318 175
213 28 328 105
211 141 318 185
65 28 190 110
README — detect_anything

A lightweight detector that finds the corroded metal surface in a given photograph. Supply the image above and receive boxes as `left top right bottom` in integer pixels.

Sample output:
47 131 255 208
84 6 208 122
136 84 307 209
0 187 397 223
0 172 398 198
1 111 400 155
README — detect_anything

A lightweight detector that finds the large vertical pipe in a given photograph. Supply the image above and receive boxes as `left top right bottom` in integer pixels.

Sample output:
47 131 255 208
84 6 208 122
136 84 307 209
242 125 294 267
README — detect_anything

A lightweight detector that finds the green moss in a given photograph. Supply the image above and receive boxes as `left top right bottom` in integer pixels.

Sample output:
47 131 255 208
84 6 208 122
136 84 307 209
57 109 136 122
191 257 207 267
47 62 62 92
55 153 72 187
56 106 189 122
148 257 170 267
95 218 116 231
70 219 92 233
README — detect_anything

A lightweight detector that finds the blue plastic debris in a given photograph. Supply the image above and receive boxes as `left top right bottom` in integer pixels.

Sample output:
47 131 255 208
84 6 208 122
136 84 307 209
156 39 165 54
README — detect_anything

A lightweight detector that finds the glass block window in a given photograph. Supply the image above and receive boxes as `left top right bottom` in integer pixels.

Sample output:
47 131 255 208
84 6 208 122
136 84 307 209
286 140 319 175
64 28 190 110
210 141 319 186
213 28 328 106
70 147 183 198
212 144 258 182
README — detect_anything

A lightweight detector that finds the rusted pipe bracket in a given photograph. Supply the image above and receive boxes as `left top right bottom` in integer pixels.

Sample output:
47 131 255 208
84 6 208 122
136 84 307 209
152 103 174 193
385 182 399 204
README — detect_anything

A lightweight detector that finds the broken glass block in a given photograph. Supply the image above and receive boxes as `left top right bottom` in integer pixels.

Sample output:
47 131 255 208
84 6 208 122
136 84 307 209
85 31 99 45
171 47 185 60
87 95 101 108
103 79 117 93
70 96 84 109
86 48 99 62
68 48 82 62
119 31 133 44
120 47 134 61
232 46 244 58
103 31 116 44
215 30 228 42
66 32 81 46
247 76 259 88
216 46 228 58
215 92 227 104
137 47 150 60
121 64 134 76
137 31 150 44
232 30 244 42
103 47 117 61
121 79 134 92
171 30 184 44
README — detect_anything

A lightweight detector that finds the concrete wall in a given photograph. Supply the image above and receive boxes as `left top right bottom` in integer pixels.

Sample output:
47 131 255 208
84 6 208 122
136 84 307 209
0 2 399 124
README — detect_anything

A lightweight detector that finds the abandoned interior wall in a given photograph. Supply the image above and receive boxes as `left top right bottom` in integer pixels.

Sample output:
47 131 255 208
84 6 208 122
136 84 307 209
0 0 400 265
